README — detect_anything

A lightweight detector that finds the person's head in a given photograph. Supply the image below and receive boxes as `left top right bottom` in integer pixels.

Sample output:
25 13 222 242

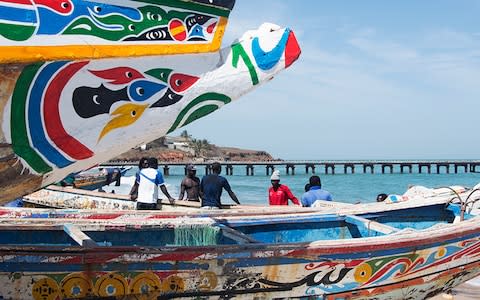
186 164 197 176
309 175 321 188
304 183 311 192
138 157 149 169
270 170 281 188
211 162 221 174
376 193 388 202
148 157 158 169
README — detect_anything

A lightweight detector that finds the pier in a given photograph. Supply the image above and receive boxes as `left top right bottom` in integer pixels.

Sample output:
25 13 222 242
105 160 480 176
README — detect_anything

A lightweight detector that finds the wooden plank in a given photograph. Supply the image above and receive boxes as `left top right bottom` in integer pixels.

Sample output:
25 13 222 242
345 215 399 235
217 224 259 244
63 223 97 248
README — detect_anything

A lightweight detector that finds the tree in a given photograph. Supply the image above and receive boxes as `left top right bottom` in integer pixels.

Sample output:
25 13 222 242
180 130 191 141
189 138 211 157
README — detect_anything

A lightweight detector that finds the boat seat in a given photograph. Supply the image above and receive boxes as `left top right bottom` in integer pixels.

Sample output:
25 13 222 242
345 215 399 236
217 224 260 244
63 223 97 248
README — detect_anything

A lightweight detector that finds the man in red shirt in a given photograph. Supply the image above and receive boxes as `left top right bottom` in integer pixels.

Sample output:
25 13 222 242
268 170 300 206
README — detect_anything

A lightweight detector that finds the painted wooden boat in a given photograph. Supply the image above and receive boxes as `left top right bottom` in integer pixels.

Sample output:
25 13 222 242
21 182 471 212
59 166 132 191
0 21 302 204
0 193 480 299
0 0 236 63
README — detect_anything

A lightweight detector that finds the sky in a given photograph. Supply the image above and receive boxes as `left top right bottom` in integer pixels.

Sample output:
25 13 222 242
174 0 480 160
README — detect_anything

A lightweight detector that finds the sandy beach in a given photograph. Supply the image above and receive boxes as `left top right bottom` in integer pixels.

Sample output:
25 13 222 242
430 277 480 300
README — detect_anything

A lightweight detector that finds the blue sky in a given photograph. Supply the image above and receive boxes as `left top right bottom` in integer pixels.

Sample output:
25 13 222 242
175 0 480 160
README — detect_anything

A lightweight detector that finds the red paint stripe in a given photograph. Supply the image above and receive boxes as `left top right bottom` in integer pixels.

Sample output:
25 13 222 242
84 214 124 220
0 0 32 5
44 61 94 160
285 31 301 68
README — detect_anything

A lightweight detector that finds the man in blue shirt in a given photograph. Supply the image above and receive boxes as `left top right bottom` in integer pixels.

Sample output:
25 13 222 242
200 162 240 208
301 175 333 207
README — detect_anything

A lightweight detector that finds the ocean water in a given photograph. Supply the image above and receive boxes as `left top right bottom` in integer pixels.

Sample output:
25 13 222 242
116 165 480 206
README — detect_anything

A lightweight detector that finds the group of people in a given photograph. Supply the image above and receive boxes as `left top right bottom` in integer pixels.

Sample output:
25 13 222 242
129 158 332 210
129 158 240 210
268 170 333 207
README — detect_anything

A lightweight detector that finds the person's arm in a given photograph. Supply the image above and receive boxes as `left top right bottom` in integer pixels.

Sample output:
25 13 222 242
227 190 240 205
285 186 301 205
129 172 140 200
199 177 205 200
129 182 138 200
300 193 307 207
178 179 186 200
224 180 240 205
160 185 175 203
327 192 333 201
155 171 175 203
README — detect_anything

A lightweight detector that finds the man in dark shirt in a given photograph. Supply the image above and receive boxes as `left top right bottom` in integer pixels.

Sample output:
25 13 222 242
200 162 240 208
178 164 201 201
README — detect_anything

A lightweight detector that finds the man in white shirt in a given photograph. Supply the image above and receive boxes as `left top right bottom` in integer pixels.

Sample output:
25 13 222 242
136 157 175 210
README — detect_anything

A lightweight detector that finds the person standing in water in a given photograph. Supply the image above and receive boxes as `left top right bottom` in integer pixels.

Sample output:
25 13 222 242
200 162 240 209
129 157 149 200
178 164 201 202
268 170 301 206
301 175 333 207
136 157 175 210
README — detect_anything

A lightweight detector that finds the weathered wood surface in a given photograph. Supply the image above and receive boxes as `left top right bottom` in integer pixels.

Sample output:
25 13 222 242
0 22 301 204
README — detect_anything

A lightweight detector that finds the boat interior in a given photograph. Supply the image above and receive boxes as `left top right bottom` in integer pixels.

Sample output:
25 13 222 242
0 202 473 248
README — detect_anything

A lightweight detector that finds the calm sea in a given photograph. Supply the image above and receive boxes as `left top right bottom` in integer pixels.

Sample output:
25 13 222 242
118 165 480 205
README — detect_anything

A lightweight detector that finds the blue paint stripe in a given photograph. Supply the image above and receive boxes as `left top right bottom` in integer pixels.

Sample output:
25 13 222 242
0 5 36 23
0 261 209 273
252 28 290 71
28 61 74 168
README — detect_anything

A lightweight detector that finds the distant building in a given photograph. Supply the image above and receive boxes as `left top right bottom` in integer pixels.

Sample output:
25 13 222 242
164 136 194 154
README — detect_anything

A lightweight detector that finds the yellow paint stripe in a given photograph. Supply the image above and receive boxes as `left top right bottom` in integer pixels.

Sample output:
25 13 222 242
0 18 226 63
170 25 185 36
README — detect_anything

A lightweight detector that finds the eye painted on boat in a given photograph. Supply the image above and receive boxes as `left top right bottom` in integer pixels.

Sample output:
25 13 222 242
129 24 136 31
126 72 133 78
136 87 145 96
94 6 102 13
131 110 137 117
175 79 182 86
93 95 100 105
62 2 70 9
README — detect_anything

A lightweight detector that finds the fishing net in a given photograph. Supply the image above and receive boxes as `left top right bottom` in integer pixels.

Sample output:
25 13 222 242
173 224 220 246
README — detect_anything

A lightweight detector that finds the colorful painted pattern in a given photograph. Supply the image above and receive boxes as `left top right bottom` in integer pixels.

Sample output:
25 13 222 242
0 228 479 299
0 0 235 62
6 23 300 197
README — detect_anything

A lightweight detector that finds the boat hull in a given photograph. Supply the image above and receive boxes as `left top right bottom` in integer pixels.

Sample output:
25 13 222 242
0 203 479 299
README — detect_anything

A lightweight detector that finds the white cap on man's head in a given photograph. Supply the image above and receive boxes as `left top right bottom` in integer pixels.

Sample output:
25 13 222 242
270 170 280 180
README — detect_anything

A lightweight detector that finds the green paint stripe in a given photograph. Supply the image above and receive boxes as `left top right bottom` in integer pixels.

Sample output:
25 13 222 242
181 104 219 128
232 43 259 85
0 23 35 41
133 0 232 17
168 92 231 133
11 63 53 173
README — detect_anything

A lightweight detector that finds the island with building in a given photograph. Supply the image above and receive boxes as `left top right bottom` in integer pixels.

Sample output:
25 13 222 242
113 130 276 163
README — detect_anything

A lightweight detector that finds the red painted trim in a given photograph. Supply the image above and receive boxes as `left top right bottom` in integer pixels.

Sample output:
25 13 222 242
44 61 94 160
285 31 301 68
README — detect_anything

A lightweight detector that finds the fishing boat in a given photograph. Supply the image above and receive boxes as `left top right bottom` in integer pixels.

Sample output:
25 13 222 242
0 0 301 203
58 166 132 191
1 189 480 299
21 181 471 211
